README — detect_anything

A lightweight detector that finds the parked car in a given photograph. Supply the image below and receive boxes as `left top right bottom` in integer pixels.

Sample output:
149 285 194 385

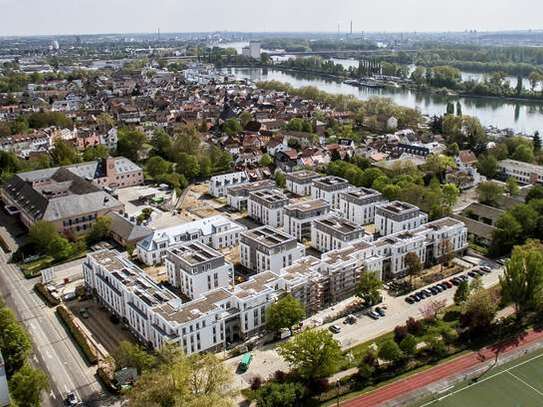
65 393 80 406
413 293 422 302
433 285 442 293
468 271 477 278
344 314 357 324
329 324 342 334
375 307 386 317
238 353 253 372
443 281 453 288
422 289 432 297
480 265 492 273
438 283 449 290
475 269 486 276
367 310 380 320
405 296 415 304
497 258 508 265
450 278 460 286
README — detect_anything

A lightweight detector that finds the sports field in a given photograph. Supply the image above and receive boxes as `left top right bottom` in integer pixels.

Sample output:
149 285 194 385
416 348 543 407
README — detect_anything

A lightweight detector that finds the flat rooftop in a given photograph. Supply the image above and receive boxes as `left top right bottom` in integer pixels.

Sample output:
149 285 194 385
286 170 320 182
313 176 349 187
169 241 222 266
285 199 329 212
379 200 418 214
343 187 381 199
315 215 363 234
249 189 288 203
242 226 295 247
234 271 279 299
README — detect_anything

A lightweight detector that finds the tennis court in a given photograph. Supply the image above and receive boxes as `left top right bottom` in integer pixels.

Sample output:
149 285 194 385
416 348 543 407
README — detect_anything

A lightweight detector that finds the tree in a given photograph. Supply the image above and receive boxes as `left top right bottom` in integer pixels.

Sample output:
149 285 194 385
82 144 110 161
491 212 523 255
533 131 541 152
255 382 305 407
275 171 286 188
150 128 172 158
500 241 543 317
526 185 543 203
96 112 115 130
405 252 423 286
48 236 74 261
87 216 112 245
505 177 520 197
378 339 403 364
260 153 273 167
512 144 534 163
51 139 80 166
28 221 59 254
266 294 306 334
146 156 172 179
454 280 470 305
172 125 202 157
420 299 447 322
117 129 146 162
399 335 418 357
278 329 343 380
223 118 243 136
0 305 32 376
176 152 200 180
461 287 497 336
477 181 503 206
199 156 213 178
477 154 498 178
239 111 252 128
8 363 48 407
442 184 459 212
356 271 382 306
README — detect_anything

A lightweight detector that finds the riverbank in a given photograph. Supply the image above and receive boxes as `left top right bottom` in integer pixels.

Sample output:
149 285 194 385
222 64 543 105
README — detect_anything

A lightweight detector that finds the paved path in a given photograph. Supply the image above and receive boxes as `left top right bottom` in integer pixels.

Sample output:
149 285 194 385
341 329 543 407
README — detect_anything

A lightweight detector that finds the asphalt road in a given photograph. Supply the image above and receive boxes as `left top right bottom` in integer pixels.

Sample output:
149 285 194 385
0 249 113 406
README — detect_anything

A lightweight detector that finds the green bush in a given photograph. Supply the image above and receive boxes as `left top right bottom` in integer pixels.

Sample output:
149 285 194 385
56 306 98 365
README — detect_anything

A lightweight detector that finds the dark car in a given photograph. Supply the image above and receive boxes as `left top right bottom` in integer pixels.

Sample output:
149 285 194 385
475 269 486 276
459 275 468 281
480 265 492 273
405 296 415 304
429 287 438 295
422 289 432 297
413 293 422 302
65 393 80 406
433 285 442 293
443 281 453 288
375 307 386 317
438 283 448 290
450 278 460 286
367 310 380 320
468 271 477 278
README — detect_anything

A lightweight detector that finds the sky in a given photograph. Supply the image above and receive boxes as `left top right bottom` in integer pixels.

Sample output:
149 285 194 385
0 0 541 36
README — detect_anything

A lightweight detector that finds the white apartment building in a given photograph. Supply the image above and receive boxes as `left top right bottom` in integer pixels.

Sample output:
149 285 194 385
240 226 305 274
498 159 543 185
248 189 289 228
165 242 233 300
286 170 321 196
311 176 351 209
283 199 330 242
311 215 369 253
375 201 428 237
100 128 118 151
226 179 275 211
208 171 248 198
137 216 246 265
339 187 385 225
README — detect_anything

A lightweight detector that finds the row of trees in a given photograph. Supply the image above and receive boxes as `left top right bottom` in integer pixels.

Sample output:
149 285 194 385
0 299 48 406
0 111 73 137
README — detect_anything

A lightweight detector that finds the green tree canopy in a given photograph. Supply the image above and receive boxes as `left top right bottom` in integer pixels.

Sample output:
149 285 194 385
86 216 112 245
8 363 48 407
278 329 343 380
266 294 306 333
378 339 404 364
356 271 382 306
146 156 172 179
255 382 305 407
28 221 59 254
114 340 156 374
477 181 503 206
51 139 80 166
117 129 146 162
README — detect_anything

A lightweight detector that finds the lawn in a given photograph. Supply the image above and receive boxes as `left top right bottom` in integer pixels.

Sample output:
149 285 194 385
413 348 543 407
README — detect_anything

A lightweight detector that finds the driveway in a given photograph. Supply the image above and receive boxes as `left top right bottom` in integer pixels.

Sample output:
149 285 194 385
226 261 504 390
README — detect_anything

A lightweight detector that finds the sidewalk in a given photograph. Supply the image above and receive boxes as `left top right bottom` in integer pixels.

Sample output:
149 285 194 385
340 329 543 407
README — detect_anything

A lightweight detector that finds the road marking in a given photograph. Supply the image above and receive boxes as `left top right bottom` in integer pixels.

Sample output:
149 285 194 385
50 390 56 399
419 351 543 406
507 371 543 397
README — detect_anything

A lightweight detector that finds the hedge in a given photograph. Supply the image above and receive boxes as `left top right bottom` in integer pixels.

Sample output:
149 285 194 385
34 282 60 307
56 305 98 365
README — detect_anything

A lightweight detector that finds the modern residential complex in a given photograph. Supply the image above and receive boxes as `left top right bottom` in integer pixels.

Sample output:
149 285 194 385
226 179 275 211
311 176 351 209
208 171 249 198
497 159 543 185
283 199 330 242
248 189 289 228
285 170 320 196
311 215 369 253
339 187 385 225
374 201 428 237
136 215 246 265
240 226 306 274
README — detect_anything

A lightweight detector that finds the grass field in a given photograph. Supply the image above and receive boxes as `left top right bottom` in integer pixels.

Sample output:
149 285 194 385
415 348 543 407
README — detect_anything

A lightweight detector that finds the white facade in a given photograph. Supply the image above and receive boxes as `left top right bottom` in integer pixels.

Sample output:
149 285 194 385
137 216 246 265
498 159 543 185
285 170 320 196
339 188 384 225
311 215 368 253
165 242 233 300
283 199 330 242
311 176 351 210
247 189 289 228
375 201 428 237
240 226 305 274
226 180 275 211
208 171 248 198
100 128 118 151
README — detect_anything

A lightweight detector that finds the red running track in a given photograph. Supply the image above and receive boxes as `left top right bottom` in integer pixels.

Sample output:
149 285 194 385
341 329 543 407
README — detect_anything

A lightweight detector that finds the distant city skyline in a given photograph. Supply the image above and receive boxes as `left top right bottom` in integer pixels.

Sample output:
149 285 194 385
0 0 541 37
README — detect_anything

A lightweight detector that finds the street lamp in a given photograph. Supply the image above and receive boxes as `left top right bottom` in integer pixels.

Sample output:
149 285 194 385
336 379 341 407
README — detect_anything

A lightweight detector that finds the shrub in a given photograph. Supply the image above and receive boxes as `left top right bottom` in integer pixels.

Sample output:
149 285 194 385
273 370 288 383
250 376 263 391
394 325 408 343
307 378 330 395
406 317 424 336
399 335 418 356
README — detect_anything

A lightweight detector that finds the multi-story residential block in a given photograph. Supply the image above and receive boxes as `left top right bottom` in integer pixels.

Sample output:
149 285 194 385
226 179 275 211
311 215 369 253
240 226 305 274
339 187 385 225
285 170 320 196
497 159 543 185
311 176 351 209
248 189 289 228
165 242 233 300
375 201 428 237
100 128 118 151
137 215 246 265
2 166 123 236
208 171 249 198
283 199 330 242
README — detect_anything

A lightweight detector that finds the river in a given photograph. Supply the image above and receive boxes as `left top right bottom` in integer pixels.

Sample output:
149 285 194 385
222 67 543 134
